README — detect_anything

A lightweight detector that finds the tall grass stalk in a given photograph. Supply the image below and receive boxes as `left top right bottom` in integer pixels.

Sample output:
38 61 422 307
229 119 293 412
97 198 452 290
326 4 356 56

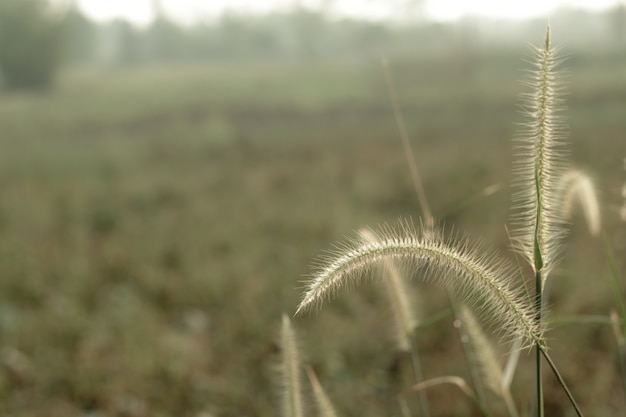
603 234 626 341
381 57 433 227
511 26 568 416
384 53 499 416
383 56 514 413
610 310 626 402
603 234 626 401
402 375 488 414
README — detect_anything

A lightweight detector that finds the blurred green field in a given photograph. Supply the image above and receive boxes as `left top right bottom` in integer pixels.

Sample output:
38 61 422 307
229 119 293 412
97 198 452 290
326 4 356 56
0 48 625 416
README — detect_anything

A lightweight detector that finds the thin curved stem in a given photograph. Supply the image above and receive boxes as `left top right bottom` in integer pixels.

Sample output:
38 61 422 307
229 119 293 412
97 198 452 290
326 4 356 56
381 57 433 227
408 332 431 417
539 346 584 417
401 376 490 417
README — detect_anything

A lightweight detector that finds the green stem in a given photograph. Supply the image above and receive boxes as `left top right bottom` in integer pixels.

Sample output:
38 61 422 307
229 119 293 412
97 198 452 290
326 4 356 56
601 233 626 402
603 233 626 337
546 314 621 326
534 268 544 417
398 396 413 417
409 332 431 417
617 341 626 406
415 308 452 330
539 346 584 417
402 376 491 417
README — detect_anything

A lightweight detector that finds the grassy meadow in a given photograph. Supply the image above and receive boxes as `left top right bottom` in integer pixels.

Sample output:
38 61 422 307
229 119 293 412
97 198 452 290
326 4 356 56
0 46 625 416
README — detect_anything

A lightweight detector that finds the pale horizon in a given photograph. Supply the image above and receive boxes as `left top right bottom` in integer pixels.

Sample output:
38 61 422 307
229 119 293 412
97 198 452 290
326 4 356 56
75 0 623 26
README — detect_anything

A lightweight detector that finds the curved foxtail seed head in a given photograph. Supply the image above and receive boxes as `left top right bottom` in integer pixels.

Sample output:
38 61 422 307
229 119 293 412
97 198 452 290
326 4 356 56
511 25 569 278
558 169 601 236
296 221 543 348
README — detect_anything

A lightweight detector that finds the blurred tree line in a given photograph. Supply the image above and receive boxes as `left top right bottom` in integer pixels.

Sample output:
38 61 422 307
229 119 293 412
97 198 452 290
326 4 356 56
0 0 65 90
0 0 625 90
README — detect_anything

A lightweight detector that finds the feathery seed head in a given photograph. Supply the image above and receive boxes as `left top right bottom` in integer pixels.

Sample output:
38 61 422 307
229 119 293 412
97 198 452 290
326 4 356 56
458 306 522 417
458 306 505 397
297 221 542 348
511 25 569 279
559 169 601 236
280 314 304 417
306 367 339 417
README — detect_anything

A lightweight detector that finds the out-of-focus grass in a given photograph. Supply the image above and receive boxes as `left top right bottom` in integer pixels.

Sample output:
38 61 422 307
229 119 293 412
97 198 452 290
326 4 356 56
0 49 624 416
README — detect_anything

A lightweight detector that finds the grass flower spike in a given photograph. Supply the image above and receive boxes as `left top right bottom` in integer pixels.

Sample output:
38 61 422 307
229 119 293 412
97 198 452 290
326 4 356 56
512 26 568 280
306 367 340 417
458 306 520 417
559 169 601 236
297 222 542 347
280 314 304 417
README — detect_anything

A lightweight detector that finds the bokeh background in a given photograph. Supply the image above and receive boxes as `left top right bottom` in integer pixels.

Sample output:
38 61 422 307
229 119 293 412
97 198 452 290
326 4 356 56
0 0 625 416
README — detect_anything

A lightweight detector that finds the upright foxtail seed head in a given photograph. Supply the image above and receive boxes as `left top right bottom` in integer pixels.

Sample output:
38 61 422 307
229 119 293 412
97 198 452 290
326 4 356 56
610 310 624 344
511 25 568 279
306 366 339 417
458 306 504 397
359 228 417 351
297 221 542 348
280 314 304 417
559 169 601 236
458 306 521 417
502 335 523 390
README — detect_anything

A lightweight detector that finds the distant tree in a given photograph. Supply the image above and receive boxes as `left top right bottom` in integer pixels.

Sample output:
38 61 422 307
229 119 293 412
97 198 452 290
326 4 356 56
608 3 626 45
288 7 329 57
217 14 253 59
146 17 187 61
109 19 143 65
65 6 96 64
0 0 65 90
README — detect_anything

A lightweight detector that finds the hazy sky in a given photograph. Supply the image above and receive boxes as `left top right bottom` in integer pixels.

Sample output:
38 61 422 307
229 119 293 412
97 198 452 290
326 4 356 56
76 0 622 25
